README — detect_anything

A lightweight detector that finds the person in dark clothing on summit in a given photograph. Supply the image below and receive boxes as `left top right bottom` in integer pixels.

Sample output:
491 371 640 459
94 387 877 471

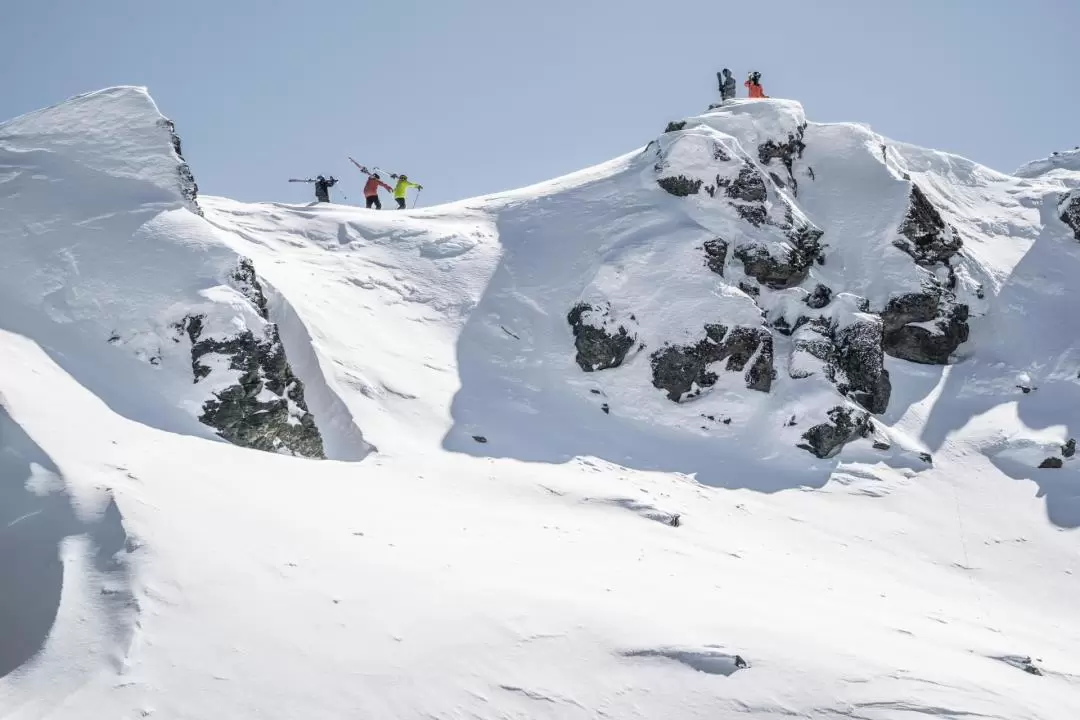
313 175 337 203
718 68 737 103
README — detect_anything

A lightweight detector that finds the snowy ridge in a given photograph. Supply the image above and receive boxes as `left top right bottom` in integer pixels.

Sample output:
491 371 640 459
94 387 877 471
1 88 1079 719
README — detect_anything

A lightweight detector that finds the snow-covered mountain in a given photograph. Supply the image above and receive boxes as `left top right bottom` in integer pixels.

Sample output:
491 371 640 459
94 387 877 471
1 87 1078 719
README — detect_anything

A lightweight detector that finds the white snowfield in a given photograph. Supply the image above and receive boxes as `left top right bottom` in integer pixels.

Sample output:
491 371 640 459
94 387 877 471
1 87 1078 719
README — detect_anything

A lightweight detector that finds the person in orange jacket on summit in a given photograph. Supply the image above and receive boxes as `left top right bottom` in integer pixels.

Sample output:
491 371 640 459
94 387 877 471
745 71 768 99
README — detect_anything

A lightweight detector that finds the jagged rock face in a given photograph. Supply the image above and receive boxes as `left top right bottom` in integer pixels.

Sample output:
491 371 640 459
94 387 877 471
703 239 728 276
180 259 325 458
727 165 768 203
881 292 969 364
650 324 774 402
834 319 892 414
664 120 687 133
1060 191 1080 241
1039 457 1064 469
789 317 891 414
894 185 961 266
567 302 637 371
658 175 702 197
805 283 833 309
734 238 816 290
156 117 201 216
758 124 807 194
790 321 833 375
1064 439 1077 458
798 406 871 459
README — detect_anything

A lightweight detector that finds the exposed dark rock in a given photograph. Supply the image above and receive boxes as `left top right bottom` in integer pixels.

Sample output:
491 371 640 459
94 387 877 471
567 302 637 372
834 319 892 414
920 452 933 464
894 184 962 266
157 117 201 215
769 171 786 189
658 175 703 197
1063 439 1076 458
805 283 833 309
726 165 768 203
601 403 610 415
789 318 890 413
1039 457 1064 469
881 292 969 364
733 203 768 227
770 316 794 336
712 143 731 162
650 324 774 402
786 221 826 265
873 441 892 451
738 280 761 297
664 120 687 133
797 406 871 459
703 238 729 276
758 125 807 194
182 309 325 459
232 258 269 319
733 243 812 289
790 321 835 379
1060 191 1080 241
472 435 488 444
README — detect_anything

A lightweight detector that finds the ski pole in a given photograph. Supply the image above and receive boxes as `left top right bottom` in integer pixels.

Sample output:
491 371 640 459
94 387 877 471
411 188 421 209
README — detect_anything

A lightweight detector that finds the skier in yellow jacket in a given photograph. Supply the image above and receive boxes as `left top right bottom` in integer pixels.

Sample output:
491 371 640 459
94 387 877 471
390 173 423 209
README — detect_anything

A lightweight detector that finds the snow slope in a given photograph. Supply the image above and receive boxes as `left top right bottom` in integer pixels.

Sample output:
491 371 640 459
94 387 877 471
1 88 1079 719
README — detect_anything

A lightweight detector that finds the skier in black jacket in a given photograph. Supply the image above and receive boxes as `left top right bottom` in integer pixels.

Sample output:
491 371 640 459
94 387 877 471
313 175 337 203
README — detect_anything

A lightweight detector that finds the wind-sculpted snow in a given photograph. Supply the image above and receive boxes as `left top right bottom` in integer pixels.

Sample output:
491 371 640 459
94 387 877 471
0 87 332 458
3 89 1080 720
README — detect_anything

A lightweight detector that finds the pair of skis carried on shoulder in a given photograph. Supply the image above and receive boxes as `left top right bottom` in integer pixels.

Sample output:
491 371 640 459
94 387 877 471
348 156 397 179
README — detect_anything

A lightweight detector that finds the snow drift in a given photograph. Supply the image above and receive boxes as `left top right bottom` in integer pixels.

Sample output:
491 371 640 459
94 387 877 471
1 87 1079 719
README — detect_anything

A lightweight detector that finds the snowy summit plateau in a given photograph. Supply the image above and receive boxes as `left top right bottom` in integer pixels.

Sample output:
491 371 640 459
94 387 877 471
1 86 1079 719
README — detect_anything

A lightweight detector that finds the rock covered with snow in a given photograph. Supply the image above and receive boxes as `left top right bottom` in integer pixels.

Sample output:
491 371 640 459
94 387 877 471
0 87 326 457
1060 189 1080 241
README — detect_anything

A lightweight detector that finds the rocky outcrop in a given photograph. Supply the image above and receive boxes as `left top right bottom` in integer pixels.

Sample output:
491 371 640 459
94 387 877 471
1039 457 1064 469
651 325 774 402
797 405 871 459
1060 190 1080 241
789 317 891 414
157 117 201 215
568 302 637 371
179 261 325 458
1064 438 1077 458
703 238 729 276
658 175 703 197
881 291 969 364
734 244 808 289
894 185 961 266
834 319 892 414
726 165 768 203
758 125 807 194
664 120 687 133
805 283 833 309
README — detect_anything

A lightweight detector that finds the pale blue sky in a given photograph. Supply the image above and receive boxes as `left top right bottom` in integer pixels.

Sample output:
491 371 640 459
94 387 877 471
4 1 1077 206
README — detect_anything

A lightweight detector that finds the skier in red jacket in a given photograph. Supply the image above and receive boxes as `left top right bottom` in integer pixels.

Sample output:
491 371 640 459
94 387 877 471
362 173 392 209
745 71 768 99
349 157 393 209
